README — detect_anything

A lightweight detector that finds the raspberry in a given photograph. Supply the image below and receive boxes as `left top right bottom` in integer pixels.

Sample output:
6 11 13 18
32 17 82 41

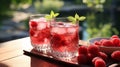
111 38 120 46
111 35 119 39
29 30 35 36
78 46 88 55
87 53 97 63
92 57 101 64
94 41 101 46
111 50 120 62
118 43 120 47
87 45 99 55
30 21 38 27
94 58 106 67
77 54 88 64
51 34 63 47
102 40 113 47
100 39 107 45
98 52 108 61
58 22 64 25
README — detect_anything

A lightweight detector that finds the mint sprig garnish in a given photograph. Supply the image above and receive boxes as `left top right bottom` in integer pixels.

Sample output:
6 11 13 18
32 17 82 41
45 10 59 20
67 13 86 24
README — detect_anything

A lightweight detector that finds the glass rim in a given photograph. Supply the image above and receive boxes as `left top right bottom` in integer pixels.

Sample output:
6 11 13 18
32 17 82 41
55 17 79 23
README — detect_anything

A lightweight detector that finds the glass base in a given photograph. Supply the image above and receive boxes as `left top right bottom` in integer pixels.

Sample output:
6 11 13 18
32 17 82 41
32 44 50 54
51 50 78 62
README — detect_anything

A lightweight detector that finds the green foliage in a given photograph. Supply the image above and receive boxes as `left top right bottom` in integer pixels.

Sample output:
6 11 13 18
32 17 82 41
22 18 29 30
87 23 119 39
86 12 119 39
82 0 119 39
34 0 64 14
11 0 32 9
103 0 112 7
0 0 32 26
83 0 106 12
0 0 32 18
0 0 11 15
74 0 83 4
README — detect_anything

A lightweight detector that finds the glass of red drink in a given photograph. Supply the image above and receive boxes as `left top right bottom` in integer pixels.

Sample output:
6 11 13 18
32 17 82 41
50 18 79 60
29 14 50 53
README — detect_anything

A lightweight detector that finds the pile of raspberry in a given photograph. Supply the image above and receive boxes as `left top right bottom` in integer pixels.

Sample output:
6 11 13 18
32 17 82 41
94 35 120 47
78 35 120 67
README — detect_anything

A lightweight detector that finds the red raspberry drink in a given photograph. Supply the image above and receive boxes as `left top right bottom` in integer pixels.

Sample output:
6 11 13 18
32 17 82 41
50 18 79 60
29 14 50 53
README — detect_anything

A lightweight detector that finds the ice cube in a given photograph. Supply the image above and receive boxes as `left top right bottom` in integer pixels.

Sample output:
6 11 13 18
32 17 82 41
38 17 47 22
51 27 67 34
33 31 39 37
37 22 47 30
67 27 77 34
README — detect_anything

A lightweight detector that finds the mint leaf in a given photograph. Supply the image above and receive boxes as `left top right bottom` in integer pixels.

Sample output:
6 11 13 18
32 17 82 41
45 15 52 19
79 16 86 21
67 13 86 24
50 10 54 17
54 13 59 17
75 13 79 20
67 16 76 21
45 10 59 21
67 16 76 24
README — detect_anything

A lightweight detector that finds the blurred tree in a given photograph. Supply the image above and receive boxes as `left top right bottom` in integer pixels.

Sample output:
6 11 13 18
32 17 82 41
34 0 64 14
0 0 32 18
74 0 83 4
111 0 120 36
0 0 12 18
11 0 32 9
82 0 119 39
0 0 32 25
83 0 106 12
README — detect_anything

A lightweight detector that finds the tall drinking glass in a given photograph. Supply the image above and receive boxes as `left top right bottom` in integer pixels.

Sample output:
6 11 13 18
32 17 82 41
50 18 79 60
29 14 50 53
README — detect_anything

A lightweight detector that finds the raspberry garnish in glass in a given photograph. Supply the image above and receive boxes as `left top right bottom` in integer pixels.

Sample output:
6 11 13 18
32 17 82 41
50 14 86 61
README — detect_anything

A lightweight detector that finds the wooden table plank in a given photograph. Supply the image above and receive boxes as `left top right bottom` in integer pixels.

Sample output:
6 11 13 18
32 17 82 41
0 55 30 67
0 55 64 67
0 37 32 61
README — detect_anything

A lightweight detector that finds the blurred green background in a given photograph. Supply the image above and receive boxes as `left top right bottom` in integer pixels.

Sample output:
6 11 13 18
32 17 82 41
0 0 120 42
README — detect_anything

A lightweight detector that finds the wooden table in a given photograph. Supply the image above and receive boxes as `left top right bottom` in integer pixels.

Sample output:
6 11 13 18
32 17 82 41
0 37 81 67
0 37 31 67
0 37 58 67
0 37 119 67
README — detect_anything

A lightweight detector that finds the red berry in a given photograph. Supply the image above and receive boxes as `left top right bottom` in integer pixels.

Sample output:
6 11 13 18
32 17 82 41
98 52 108 61
78 46 88 55
111 50 120 62
87 53 97 63
30 21 38 27
94 41 101 46
100 39 107 45
94 58 106 67
102 40 113 47
88 45 99 55
58 22 64 25
111 38 120 46
111 35 119 39
92 57 101 64
30 30 35 36
77 54 88 64
118 43 120 47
